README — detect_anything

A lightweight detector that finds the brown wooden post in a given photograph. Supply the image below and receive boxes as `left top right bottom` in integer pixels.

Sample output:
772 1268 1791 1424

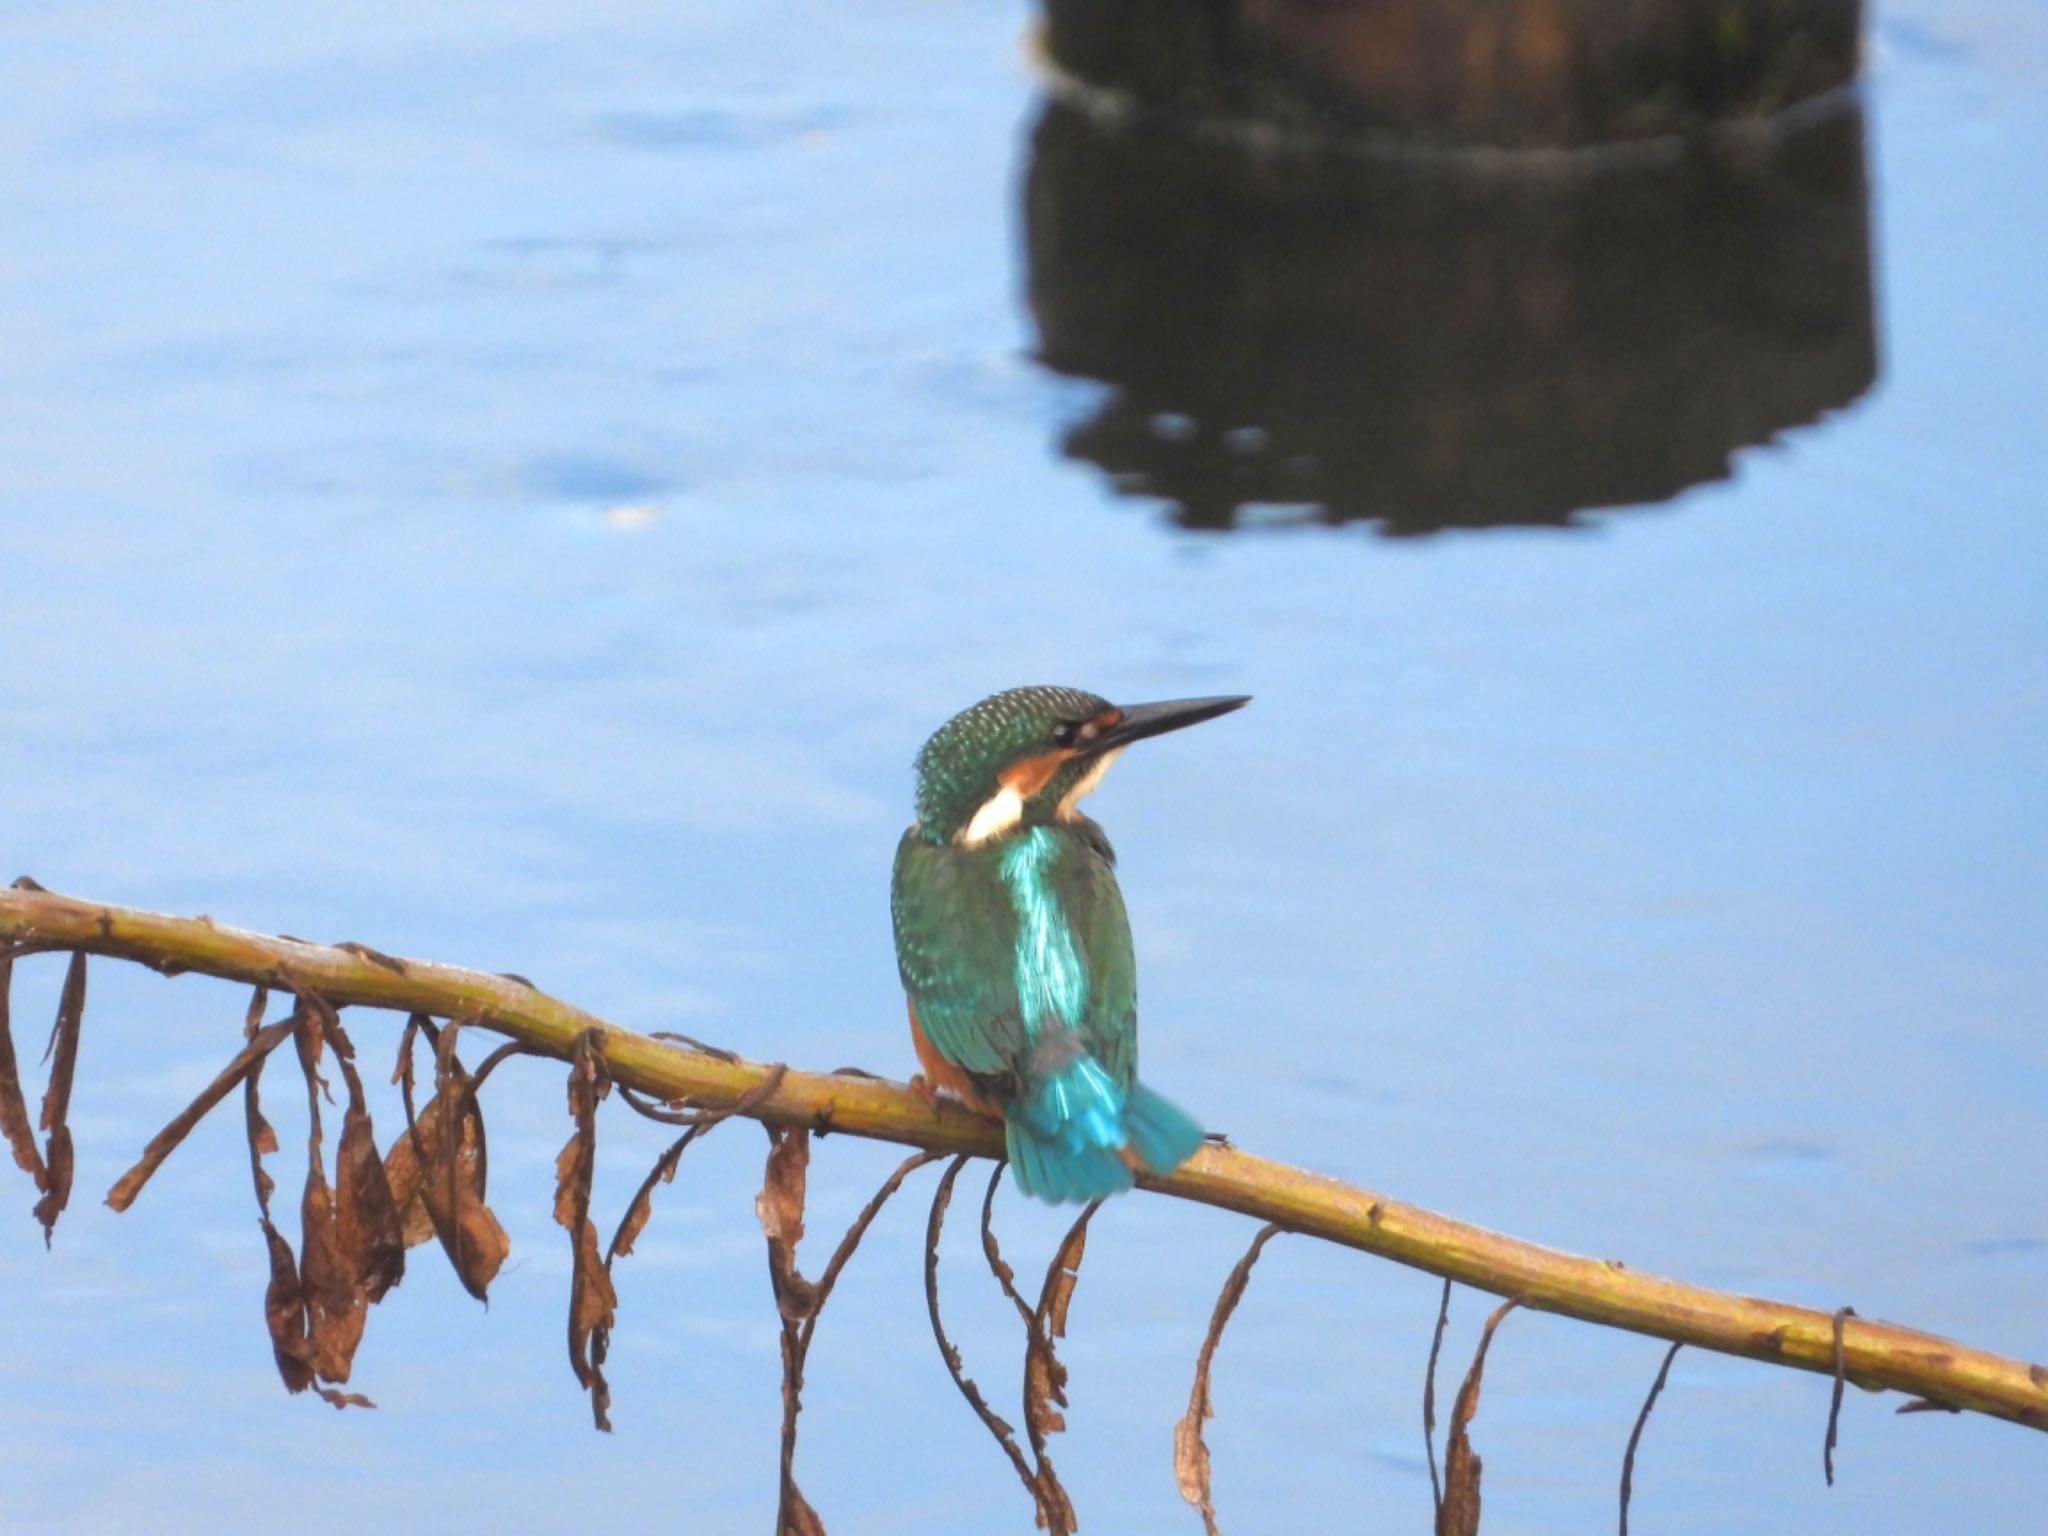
1041 0 1863 148
1023 96 1877 533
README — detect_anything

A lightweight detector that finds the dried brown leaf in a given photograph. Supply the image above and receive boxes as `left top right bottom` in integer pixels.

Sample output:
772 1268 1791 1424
334 1098 405 1304
757 1124 809 1248
106 1019 296 1212
608 1129 695 1263
557 1033 616 1422
36 1130 73 1247
1438 1297 1524 1536
567 1209 618 1405
383 1093 462 1247
558 1169 616 1329
0 954 50 1194
1040 1216 1089 1341
1174 1223 1284 1535
1025 1200 1100 1458
437 1127 509 1298
552 1126 584 1229
312 1014 379 1238
299 1158 366 1382
32 952 85 1242
246 1043 282 1216
289 1008 367 1386
779 1484 827 1536
397 1019 510 1301
259 1214 314 1393
757 1125 817 1320
227 997 400 1403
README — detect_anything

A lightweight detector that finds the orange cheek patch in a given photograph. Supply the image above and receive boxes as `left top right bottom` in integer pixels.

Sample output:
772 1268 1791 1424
999 749 1074 802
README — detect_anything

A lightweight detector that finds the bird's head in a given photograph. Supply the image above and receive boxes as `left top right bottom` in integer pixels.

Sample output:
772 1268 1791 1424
911 685 1249 847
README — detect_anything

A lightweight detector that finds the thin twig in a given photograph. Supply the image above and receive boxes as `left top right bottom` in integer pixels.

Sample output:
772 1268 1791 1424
979 1161 1036 1329
1424 1275 1453 1519
470 1038 539 1090
1620 1342 1682 1535
798 1149 945 1353
924 1154 1041 1519
617 1082 711 1126
1826 1306 1856 1485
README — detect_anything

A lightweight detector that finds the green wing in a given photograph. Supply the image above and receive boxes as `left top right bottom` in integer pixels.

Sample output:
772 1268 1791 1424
1051 820 1139 1088
891 829 1026 1076
891 821 1139 1089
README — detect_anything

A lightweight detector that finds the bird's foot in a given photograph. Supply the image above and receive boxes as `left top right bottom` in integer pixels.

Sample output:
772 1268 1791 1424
909 1072 941 1108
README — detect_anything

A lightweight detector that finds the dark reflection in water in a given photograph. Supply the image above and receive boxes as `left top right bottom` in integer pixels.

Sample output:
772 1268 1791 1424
1024 99 1878 534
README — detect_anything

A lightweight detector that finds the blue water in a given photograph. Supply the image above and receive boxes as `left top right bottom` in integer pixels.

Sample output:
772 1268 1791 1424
2 2 2044 1532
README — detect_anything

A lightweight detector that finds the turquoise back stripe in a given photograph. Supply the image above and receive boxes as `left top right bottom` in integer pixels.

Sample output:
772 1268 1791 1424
999 827 1088 1039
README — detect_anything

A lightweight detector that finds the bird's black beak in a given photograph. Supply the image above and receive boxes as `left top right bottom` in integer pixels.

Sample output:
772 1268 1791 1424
1090 694 1250 753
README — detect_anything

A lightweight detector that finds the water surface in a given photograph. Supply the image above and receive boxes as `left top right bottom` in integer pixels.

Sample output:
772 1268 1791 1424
2 2 2044 1532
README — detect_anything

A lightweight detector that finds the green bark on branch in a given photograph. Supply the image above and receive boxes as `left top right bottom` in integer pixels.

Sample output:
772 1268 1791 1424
3 882 2043 1432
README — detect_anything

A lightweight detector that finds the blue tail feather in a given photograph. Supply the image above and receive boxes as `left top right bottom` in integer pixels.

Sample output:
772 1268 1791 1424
1005 1058 1204 1204
1125 1083 1205 1175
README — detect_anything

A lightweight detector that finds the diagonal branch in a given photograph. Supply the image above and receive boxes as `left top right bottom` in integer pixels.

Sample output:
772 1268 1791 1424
4 882 2045 1433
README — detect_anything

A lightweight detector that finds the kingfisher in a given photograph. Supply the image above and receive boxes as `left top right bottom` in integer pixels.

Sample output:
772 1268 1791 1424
890 685 1249 1203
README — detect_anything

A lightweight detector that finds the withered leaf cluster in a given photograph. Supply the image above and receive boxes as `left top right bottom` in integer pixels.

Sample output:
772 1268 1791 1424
0 951 86 1244
239 985 410 1407
4 949 779 1438
0 936 1864 1531
63 973 525 1412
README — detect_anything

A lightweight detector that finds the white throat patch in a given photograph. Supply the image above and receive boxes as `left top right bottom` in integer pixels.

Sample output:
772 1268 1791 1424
957 746 1125 846
958 784 1024 847
1056 747 1122 819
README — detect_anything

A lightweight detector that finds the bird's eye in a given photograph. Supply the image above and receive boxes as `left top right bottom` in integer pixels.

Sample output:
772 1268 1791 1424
1051 721 1079 747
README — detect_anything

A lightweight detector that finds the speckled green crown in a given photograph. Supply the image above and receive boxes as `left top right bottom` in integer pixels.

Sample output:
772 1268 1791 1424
913 685 1108 840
